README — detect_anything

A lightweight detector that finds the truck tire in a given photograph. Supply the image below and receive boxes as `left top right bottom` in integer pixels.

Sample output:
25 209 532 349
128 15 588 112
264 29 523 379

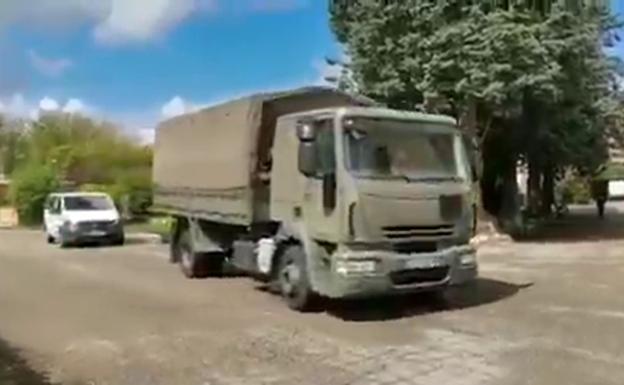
177 228 224 278
277 245 315 311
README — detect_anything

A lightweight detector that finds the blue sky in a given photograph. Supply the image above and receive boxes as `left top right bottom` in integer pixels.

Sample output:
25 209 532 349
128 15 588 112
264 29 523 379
0 0 622 142
0 0 341 141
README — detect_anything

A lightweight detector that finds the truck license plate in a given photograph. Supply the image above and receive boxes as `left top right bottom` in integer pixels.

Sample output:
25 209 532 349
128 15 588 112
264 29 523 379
405 256 444 269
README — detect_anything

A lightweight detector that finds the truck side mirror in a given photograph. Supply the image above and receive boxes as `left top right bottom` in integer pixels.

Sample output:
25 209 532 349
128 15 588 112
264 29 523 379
298 141 317 177
323 172 337 211
296 121 316 141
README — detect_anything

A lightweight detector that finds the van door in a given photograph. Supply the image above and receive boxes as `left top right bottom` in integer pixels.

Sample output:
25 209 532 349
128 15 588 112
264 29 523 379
44 196 63 239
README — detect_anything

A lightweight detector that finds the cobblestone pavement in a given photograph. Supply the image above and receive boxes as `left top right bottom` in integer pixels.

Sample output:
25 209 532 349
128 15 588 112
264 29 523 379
0 210 623 385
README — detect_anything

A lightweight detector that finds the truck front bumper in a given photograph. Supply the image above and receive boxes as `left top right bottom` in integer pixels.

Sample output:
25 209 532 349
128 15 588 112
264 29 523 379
318 245 478 299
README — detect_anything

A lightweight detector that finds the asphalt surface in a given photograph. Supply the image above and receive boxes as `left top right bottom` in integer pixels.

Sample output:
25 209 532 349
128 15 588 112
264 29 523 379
0 210 623 385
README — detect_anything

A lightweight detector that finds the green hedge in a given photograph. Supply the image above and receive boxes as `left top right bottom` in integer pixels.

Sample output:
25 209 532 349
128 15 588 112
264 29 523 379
10 164 60 225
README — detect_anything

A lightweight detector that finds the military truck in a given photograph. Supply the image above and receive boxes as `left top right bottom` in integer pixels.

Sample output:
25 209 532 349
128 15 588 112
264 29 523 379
153 87 478 310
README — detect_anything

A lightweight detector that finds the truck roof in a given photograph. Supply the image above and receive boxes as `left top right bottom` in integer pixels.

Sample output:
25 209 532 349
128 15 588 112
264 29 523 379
159 86 376 127
281 106 457 126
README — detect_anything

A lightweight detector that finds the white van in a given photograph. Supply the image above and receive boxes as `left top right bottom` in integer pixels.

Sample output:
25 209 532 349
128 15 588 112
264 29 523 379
44 192 124 247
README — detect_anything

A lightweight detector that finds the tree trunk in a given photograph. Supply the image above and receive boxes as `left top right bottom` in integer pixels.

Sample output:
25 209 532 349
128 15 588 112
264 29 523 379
542 165 554 215
500 158 519 221
527 154 542 216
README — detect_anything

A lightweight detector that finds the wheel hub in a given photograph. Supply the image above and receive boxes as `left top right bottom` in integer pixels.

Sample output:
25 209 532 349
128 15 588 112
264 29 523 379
181 248 192 270
281 262 301 296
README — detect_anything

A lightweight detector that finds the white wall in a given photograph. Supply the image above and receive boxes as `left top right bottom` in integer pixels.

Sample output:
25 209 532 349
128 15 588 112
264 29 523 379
609 181 624 198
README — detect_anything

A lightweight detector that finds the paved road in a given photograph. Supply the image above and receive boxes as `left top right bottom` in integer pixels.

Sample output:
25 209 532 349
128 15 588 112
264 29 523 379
0 227 623 385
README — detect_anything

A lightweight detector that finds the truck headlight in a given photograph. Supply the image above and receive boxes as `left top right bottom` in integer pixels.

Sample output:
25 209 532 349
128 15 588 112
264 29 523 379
459 252 477 266
335 260 378 276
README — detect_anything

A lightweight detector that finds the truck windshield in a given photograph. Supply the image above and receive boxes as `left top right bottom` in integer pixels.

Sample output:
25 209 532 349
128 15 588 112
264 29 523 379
64 196 114 211
344 117 467 182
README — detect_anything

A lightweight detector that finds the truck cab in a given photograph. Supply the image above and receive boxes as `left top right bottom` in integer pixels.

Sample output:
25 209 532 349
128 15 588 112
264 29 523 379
268 107 478 307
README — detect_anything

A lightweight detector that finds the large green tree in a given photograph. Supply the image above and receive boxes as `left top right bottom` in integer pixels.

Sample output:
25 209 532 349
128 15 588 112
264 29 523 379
330 0 618 227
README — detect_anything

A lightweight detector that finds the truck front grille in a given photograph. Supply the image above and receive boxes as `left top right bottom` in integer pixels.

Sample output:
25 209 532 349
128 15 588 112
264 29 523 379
390 267 449 286
383 224 453 239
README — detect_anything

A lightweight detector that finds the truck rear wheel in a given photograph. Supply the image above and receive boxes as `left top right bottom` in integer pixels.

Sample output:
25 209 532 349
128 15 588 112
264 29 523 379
177 228 223 278
277 245 315 311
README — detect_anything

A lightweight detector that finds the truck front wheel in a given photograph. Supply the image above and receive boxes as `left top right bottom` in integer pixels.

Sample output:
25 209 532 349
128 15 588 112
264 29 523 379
277 245 315 311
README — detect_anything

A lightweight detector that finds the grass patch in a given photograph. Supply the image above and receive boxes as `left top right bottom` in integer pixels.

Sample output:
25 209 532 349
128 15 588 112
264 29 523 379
126 216 172 243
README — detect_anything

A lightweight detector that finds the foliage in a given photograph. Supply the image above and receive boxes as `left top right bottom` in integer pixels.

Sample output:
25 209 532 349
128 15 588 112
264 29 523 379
330 0 619 222
560 176 592 204
25 115 152 186
1 112 153 221
9 164 59 225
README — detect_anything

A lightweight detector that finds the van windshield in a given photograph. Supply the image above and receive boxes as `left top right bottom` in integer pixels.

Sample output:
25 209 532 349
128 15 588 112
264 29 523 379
64 196 114 211
343 117 468 182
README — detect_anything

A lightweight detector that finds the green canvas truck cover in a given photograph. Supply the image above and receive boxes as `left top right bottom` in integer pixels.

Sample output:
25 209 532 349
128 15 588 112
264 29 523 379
153 87 373 225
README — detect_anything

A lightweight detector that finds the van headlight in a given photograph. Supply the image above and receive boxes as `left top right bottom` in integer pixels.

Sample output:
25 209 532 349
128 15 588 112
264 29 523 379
64 220 79 232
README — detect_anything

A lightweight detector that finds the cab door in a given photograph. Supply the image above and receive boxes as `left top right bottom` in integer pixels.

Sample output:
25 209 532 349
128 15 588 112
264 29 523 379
302 119 341 242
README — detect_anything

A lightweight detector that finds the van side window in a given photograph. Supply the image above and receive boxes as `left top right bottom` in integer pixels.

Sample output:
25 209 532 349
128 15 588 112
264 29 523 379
314 119 335 177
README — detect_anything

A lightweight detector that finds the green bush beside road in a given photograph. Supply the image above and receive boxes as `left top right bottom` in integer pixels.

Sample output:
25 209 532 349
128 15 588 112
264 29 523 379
9 164 60 226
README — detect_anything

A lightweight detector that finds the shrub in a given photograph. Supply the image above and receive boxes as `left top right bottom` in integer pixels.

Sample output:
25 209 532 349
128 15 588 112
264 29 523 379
559 176 591 205
10 164 60 225
80 180 153 219
80 183 125 207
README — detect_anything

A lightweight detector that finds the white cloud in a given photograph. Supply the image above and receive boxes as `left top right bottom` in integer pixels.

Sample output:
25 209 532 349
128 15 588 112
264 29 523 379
0 94 36 119
0 1 107 31
94 0 197 44
161 96 201 119
39 97 60 111
0 0 218 45
63 98 86 114
0 95 90 120
0 0 309 45
28 50 73 77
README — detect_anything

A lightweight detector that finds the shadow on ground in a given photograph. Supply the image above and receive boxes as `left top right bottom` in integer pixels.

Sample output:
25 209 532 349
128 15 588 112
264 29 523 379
325 278 533 322
0 337 61 385
519 203 624 243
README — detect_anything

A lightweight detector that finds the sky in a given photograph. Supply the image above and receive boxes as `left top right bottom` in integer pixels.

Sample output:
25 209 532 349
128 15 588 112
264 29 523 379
0 0 342 142
0 0 623 143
